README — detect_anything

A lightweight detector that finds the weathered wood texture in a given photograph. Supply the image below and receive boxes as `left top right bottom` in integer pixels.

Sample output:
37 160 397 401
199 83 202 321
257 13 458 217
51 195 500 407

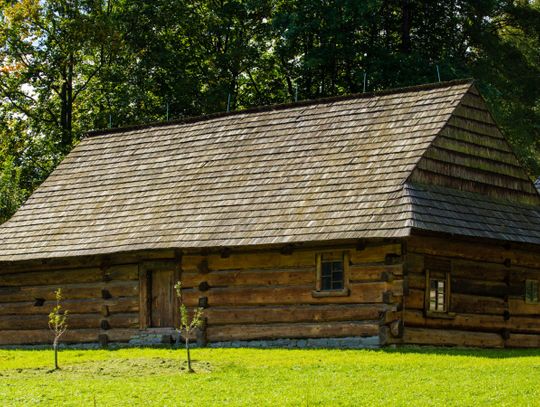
0 262 140 344
403 235 540 348
181 242 403 343
410 90 540 204
0 243 405 345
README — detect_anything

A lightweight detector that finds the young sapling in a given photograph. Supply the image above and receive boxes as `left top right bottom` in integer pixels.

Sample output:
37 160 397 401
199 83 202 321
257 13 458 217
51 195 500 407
174 281 204 373
48 288 69 370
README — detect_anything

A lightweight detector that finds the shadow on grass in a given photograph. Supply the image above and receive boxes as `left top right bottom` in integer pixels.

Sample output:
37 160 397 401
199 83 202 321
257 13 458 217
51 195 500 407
2 344 540 360
378 345 540 359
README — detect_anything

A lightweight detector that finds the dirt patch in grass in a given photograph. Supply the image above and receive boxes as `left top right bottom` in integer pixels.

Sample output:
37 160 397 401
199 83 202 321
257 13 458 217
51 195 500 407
0 357 212 378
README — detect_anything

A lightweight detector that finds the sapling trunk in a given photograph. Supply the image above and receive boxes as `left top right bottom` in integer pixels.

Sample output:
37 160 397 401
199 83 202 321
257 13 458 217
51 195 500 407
48 288 68 371
175 281 204 374
186 336 194 373
54 341 59 370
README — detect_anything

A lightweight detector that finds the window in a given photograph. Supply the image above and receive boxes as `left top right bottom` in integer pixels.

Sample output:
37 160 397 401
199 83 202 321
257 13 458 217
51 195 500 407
429 278 447 312
313 252 350 297
525 280 539 304
424 256 451 317
321 258 344 290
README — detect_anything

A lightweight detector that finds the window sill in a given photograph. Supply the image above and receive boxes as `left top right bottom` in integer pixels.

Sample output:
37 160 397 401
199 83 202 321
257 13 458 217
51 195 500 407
311 288 350 298
425 311 456 319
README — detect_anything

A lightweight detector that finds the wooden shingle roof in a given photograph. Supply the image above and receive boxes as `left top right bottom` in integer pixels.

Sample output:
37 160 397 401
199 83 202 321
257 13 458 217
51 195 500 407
1 80 539 262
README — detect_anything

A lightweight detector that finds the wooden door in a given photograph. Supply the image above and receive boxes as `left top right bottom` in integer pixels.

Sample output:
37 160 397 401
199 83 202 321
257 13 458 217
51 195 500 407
150 269 175 327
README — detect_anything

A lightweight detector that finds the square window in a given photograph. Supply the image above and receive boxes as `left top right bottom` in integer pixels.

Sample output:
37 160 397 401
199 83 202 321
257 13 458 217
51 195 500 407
314 252 349 296
320 260 344 291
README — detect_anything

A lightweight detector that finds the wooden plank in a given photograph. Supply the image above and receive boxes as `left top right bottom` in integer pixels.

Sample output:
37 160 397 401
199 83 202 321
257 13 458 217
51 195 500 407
0 313 139 330
207 321 380 342
139 266 150 329
407 253 424 273
183 251 316 272
450 278 512 298
407 273 425 290
349 243 401 264
0 264 138 287
181 268 314 288
205 304 385 325
0 297 138 315
508 298 540 315
506 333 540 348
450 259 507 282
404 288 424 310
0 280 138 303
403 327 504 348
0 328 139 345
150 269 175 328
507 316 540 334
0 250 176 275
403 309 506 331
349 264 403 282
182 282 389 306
451 293 506 315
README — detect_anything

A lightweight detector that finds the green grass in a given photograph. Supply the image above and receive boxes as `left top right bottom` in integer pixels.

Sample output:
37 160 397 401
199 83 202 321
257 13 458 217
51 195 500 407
1 347 540 406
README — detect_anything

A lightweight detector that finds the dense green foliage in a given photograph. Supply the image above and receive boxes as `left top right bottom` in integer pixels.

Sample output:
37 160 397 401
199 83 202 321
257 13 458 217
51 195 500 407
1 0 539 222
1 347 540 405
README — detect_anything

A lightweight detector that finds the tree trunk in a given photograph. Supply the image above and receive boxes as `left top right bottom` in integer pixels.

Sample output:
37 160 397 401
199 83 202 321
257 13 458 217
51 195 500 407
401 0 412 53
185 336 194 373
53 340 59 370
60 53 74 153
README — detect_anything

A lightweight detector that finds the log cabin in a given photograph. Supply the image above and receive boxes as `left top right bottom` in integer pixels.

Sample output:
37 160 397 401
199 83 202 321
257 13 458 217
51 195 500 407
1 79 540 348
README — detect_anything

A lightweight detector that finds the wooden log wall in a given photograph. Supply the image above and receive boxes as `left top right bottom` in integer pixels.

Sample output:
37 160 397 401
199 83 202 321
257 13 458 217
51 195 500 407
0 250 177 345
402 235 540 348
180 241 404 344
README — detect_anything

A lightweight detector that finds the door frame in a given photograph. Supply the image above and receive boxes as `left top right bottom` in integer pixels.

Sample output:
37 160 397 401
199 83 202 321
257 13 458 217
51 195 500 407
139 260 181 329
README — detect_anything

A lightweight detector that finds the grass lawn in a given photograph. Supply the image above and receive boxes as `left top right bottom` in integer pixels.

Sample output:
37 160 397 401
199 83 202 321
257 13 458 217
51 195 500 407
1 347 540 406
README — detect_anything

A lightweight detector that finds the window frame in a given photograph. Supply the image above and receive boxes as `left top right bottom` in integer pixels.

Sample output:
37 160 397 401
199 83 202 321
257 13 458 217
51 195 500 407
525 279 539 304
424 265 453 319
312 251 350 298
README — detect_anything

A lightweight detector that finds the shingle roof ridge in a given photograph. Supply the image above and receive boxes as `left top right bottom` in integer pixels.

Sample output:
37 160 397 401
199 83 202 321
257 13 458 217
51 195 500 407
86 78 474 138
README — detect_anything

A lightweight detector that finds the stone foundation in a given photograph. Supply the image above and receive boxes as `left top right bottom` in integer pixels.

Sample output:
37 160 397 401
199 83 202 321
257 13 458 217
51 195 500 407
208 336 380 349
1 335 380 350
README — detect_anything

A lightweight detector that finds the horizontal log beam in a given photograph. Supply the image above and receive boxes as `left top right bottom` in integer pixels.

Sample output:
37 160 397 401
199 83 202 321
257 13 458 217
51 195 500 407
0 264 138 287
181 268 314 288
205 304 387 325
0 281 138 303
0 313 139 330
183 282 391 307
0 297 138 316
207 321 380 342
403 327 504 348
407 236 540 268
451 293 506 315
506 333 540 348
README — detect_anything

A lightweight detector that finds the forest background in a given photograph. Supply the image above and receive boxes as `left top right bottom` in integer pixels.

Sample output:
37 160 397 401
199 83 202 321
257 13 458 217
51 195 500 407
1 0 539 222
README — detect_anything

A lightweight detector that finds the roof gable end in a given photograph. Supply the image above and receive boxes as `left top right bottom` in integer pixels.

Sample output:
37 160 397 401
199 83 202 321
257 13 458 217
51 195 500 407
409 83 540 205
